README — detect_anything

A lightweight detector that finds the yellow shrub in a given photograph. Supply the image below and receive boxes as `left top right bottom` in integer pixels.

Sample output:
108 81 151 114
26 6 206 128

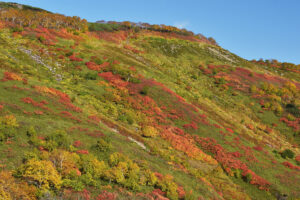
0 187 11 200
0 115 18 128
17 159 62 190
142 126 158 138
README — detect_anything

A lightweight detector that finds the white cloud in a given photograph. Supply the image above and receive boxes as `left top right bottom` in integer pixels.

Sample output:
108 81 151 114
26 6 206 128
173 21 189 29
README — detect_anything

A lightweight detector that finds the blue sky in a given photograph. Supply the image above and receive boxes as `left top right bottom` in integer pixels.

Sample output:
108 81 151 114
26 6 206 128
2 0 300 64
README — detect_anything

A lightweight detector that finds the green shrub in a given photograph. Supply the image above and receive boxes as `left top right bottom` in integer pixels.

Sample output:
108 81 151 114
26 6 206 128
243 173 252 183
140 86 150 95
281 149 295 159
43 140 58 152
80 155 107 178
22 151 39 163
65 51 74 57
250 85 257 93
93 58 103 65
79 173 98 187
88 22 123 32
109 152 126 167
0 132 5 142
191 74 198 80
217 77 226 85
233 169 241 179
12 26 23 33
46 130 71 149
26 126 37 137
38 36 46 42
158 175 178 200
0 115 18 140
111 64 132 80
84 72 98 80
124 171 141 191
129 77 141 84
126 115 134 124
95 138 112 152
118 111 135 124
62 179 85 191
286 104 300 117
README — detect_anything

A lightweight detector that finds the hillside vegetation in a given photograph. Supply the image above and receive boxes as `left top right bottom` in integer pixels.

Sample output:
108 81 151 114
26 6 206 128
0 2 299 200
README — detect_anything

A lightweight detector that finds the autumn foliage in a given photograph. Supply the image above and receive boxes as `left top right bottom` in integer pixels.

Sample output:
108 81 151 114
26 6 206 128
195 136 270 191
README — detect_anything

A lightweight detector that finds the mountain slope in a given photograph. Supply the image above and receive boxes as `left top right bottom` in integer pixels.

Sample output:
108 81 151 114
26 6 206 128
0 3 299 200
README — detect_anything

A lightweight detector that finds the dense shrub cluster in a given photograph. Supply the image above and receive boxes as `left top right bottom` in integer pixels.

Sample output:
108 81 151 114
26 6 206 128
0 7 87 31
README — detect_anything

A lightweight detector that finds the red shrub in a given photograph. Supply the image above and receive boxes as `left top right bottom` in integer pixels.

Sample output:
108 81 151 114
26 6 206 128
226 128 234 134
2 72 22 81
60 111 72 118
85 61 99 71
247 124 255 130
172 127 185 136
60 111 81 123
151 189 168 200
73 140 82 148
265 127 273 134
253 146 263 151
58 55 65 59
282 161 300 170
98 72 116 81
0 105 3 111
296 155 300 163
87 115 101 123
129 66 136 72
34 110 43 115
280 117 299 131
95 191 117 200
40 100 48 105
23 110 32 115
76 150 89 154
93 30 128 44
69 54 83 62
81 189 90 200
33 87 82 112
231 151 242 158
177 186 186 199
22 97 34 104
85 61 109 71
22 78 28 85
38 136 45 140
183 122 198 130
154 172 164 180
213 124 221 129
124 44 143 54
100 61 110 68
21 97 49 110
161 127 215 163
98 72 128 88
85 130 104 138
38 146 45 151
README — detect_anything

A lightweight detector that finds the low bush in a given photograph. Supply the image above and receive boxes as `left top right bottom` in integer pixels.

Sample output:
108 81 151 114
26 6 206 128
281 149 295 159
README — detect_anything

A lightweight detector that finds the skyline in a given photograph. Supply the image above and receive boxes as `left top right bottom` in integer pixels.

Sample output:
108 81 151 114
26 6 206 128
2 0 300 64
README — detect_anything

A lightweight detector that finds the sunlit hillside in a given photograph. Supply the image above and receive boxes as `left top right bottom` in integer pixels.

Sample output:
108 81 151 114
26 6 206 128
0 2 299 200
